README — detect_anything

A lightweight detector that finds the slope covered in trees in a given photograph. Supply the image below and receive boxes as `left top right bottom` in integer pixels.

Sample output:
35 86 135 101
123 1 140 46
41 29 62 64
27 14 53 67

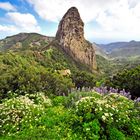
106 65 140 98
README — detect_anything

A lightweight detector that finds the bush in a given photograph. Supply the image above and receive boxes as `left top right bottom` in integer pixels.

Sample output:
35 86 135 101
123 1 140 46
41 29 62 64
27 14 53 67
83 119 100 140
74 92 140 139
0 93 51 136
106 65 140 98
0 65 73 99
108 127 125 140
0 52 74 99
0 92 79 139
71 71 96 90
63 91 101 108
0 91 139 139
52 96 66 106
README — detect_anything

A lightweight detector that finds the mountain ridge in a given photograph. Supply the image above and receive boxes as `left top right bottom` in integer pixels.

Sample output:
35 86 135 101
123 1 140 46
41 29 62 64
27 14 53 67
0 33 54 52
97 40 140 59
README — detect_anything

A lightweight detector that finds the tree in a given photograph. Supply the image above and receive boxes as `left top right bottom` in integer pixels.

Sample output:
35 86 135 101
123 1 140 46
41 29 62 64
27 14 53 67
71 71 96 90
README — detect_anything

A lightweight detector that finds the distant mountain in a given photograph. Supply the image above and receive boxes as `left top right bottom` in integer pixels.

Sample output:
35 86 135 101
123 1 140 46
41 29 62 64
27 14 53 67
93 43 108 59
110 41 140 58
98 42 127 53
97 41 140 59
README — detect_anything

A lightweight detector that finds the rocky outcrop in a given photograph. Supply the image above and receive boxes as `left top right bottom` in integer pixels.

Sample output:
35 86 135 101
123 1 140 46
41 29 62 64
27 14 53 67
56 7 97 71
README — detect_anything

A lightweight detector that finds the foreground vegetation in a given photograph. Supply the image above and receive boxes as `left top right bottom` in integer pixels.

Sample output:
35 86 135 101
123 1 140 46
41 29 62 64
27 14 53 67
106 65 140 99
0 41 140 139
0 91 140 139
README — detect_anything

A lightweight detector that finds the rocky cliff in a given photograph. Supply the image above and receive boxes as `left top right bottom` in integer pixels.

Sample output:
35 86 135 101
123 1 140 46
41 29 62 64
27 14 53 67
56 7 97 71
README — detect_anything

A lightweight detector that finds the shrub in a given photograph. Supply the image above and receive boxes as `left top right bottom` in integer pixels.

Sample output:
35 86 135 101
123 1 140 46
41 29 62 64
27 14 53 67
0 93 51 136
0 65 73 99
83 119 100 140
71 71 96 90
108 127 125 140
52 96 66 106
1 91 139 139
63 91 101 108
106 65 140 98
25 92 52 107
75 92 140 139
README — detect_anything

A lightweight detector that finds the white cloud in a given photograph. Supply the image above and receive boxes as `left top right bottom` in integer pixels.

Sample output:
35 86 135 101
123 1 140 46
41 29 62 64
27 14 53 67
6 12 41 32
26 0 140 42
1 0 140 42
0 2 16 11
26 0 116 23
0 12 41 39
0 25 18 32
0 24 19 39
128 0 139 8
94 0 140 41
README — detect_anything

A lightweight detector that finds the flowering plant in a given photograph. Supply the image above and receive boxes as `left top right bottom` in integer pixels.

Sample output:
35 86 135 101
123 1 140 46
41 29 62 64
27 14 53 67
0 92 51 135
75 92 140 139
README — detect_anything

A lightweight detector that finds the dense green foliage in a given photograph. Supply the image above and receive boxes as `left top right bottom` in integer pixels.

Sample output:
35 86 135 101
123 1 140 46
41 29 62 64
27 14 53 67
96 55 140 77
106 65 140 98
1 92 139 139
0 51 74 99
0 49 99 99
96 55 117 75
71 71 96 89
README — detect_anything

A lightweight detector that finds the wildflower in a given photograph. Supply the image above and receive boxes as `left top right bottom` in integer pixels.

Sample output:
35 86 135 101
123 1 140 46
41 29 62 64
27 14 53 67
99 107 102 111
102 115 106 121
104 113 109 117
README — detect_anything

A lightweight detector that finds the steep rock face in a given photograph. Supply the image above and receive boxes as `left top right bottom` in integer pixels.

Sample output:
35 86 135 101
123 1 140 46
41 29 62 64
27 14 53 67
56 7 97 71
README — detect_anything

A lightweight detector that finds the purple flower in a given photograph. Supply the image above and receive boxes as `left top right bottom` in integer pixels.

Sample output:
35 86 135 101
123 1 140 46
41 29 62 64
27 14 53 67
94 86 132 100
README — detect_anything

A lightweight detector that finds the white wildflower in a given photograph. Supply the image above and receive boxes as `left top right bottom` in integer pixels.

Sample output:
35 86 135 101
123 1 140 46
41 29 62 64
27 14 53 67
102 115 106 121
104 113 109 117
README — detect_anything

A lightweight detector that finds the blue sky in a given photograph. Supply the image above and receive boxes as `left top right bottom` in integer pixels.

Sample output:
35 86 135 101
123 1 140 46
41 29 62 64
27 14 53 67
0 0 140 43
